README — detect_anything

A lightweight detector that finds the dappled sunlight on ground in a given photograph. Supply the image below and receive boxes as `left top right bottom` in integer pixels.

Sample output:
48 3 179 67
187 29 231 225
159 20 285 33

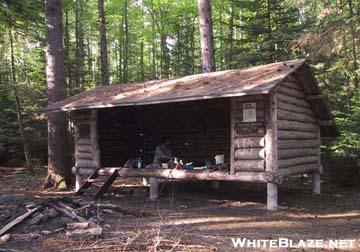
0 167 359 251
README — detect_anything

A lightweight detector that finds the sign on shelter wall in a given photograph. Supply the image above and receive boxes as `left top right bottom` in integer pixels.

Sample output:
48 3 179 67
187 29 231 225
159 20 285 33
233 99 265 137
243 102 257 122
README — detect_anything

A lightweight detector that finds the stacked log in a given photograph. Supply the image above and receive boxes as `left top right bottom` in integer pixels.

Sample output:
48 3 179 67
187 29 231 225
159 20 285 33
73 110 99 175
276 81 320 173
231 95 266 173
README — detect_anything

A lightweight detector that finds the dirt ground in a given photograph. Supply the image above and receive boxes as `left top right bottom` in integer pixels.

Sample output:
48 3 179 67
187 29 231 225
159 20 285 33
0 166 359 251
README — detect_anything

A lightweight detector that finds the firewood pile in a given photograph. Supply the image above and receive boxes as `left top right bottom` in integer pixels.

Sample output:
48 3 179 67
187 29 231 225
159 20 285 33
0 196 151 244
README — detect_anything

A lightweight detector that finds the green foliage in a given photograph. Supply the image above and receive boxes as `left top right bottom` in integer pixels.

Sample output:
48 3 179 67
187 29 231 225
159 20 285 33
330 91 359 158
0 0 358 184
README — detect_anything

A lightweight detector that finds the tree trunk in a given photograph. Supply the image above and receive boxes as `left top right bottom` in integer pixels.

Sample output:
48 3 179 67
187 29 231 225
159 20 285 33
75 0 85 89
218 4 224 70
198 0 216 73
45 0 71 188
150 0 157 79
86 36 93 82
117 20 123 83
267 0 273 62
64 7 71 89
348 0 358 88
184 16 192 75
123 0 129 83
140 41 145 81
7 14 33 173
161 34 170 78
98 0 109 86
225 6 234 69
151 27 157 79
176 26 181 76
152 32 157 79
191 17 196 74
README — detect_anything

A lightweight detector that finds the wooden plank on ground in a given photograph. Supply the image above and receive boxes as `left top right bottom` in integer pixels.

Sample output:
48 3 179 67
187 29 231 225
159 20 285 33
94 169 119 199
75 168 100 196
0 206 41 236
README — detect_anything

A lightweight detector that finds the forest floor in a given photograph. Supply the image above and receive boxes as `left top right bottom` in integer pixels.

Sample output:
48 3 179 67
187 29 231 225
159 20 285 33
0 166 359 251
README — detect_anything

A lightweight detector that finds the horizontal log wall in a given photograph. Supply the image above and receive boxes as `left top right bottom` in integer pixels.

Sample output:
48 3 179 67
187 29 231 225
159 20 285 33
276 79 320 172
231 95 266 173
73 110 99 173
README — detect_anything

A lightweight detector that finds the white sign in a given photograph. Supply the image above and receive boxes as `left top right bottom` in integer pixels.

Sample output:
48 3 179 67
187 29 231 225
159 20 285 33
243 102 256 122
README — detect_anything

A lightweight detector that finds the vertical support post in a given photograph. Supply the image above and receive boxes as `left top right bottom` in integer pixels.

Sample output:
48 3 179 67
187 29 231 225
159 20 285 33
73 112 82 192
230 98 236 175
312 172 321 194
90 109 100 169
313 126 321 195
75 173 82 191
149 177 158 201
265 90 279 211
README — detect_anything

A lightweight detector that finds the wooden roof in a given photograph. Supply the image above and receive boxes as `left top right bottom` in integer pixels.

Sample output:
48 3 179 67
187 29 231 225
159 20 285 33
43 59 338 136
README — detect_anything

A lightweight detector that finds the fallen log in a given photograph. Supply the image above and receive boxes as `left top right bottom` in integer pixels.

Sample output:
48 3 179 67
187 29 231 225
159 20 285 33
67 222 90 230
66 227 102 237
41 227 65 236
29 212 47 225
0 234 10 244
47 202 86 223
95 203 152 217
0 206 41 236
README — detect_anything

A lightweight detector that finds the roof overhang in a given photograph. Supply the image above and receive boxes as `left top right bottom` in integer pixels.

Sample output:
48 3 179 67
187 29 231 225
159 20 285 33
43 59 338 137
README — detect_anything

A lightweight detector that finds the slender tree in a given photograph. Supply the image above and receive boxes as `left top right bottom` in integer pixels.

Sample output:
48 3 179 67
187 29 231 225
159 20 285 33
44 0 71 188
140 41 145 81
7 12 33 173
123 0 129 83
198 0 216 72
225 6 234 69
98 0 109 86
63 7 72 89
348 0 358 88
117 20 123 83
150 1 157 79
75 0 85 89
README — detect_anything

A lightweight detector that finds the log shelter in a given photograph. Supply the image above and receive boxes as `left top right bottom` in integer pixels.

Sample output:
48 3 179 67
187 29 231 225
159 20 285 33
44 59 338 210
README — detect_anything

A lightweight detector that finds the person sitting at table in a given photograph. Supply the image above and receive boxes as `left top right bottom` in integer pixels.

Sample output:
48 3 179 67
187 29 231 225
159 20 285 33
154 137 173 166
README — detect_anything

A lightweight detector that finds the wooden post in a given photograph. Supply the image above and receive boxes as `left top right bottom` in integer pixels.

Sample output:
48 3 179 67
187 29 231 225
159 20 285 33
75 173 82 191
230 97 235 175
265 91 279 211
312 172 321 194
149 177 158 201
90 109 100 169
73 114 82 192
313 126 321 194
